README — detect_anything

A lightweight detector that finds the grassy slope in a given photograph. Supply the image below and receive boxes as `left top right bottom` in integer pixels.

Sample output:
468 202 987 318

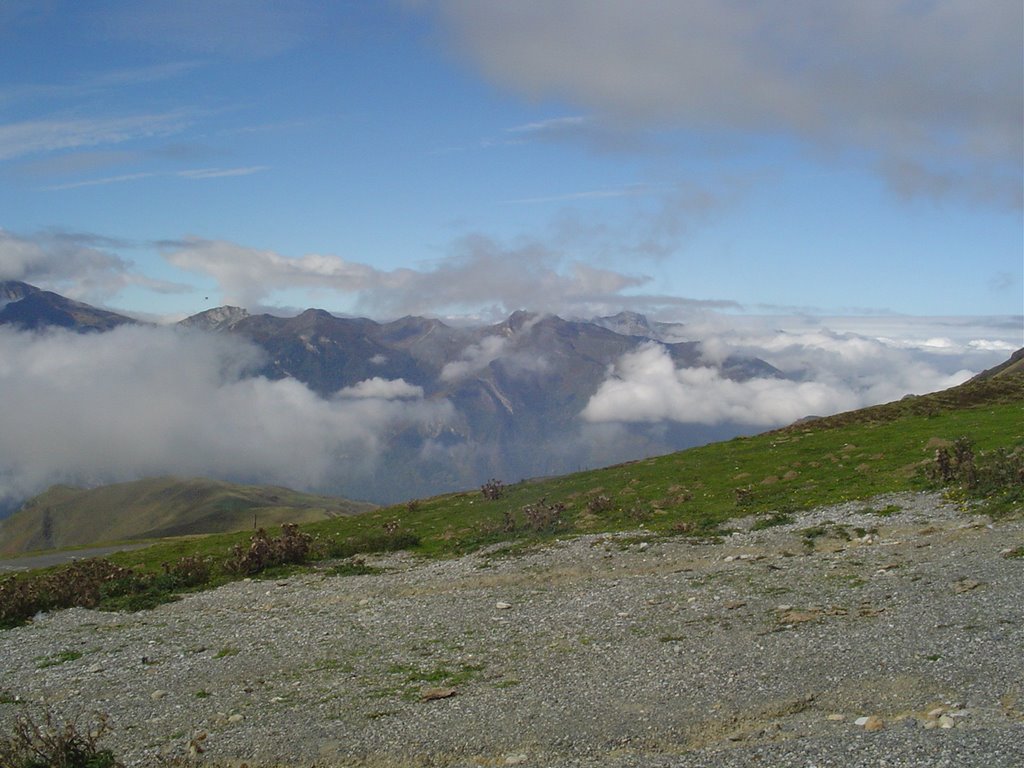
0 477 375 556
104 373 1023 575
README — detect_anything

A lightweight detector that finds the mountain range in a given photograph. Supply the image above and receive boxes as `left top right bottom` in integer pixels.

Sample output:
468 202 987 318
1 281 783 503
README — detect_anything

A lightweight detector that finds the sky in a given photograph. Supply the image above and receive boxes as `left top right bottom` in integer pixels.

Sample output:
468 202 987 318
0 1 1022 507
0 0 1021 328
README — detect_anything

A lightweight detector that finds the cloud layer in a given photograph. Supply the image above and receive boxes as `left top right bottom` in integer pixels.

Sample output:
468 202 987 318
0 229 186 304
435 0 1022 206
0 326 450 507
583 332 979 427
163 234 666 318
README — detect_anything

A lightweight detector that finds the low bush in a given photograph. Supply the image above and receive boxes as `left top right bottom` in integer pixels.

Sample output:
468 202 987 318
0 707 121 768
224 523 313 576
926 437 1024 517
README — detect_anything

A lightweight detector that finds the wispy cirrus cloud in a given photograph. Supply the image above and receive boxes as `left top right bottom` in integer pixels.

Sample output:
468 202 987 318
0 112 191 162
44 165 270 190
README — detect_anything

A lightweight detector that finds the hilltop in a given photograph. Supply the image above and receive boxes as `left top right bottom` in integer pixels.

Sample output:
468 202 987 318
0 477 374 556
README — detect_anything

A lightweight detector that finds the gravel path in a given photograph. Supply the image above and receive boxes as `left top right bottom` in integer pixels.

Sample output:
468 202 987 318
1 492 1022 767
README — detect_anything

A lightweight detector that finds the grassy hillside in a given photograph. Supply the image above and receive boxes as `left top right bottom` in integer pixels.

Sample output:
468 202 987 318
1 370 1020 628
0 477 375 556
94 371 1022 569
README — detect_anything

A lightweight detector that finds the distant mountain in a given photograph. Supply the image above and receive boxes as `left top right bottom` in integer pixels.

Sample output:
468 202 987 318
589 310 687 341
1 282 783 503
177 305 250 332
0 281 136 332
0 476 375 555
173 305 782 498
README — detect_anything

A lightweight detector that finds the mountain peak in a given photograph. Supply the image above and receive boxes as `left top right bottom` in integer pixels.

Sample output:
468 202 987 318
0 280 41 303
178 306 250 332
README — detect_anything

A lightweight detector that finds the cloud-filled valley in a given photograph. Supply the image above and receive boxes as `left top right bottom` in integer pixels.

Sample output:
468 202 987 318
0 324 452 510
0 293 1013 513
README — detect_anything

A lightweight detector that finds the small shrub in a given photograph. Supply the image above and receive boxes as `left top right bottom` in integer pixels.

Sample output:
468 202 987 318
925 438 1024 517
326 557 381 577
520 499 565 532
224 523 313 576
734 486 754 507
480 479 506 501
0 707 122 768
586 495 614 515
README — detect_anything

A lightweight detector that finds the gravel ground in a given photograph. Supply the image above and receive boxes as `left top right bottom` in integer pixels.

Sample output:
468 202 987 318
1 491 1022 767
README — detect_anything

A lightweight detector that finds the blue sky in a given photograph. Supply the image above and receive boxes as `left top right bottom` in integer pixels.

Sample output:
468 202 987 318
1 0 1021 329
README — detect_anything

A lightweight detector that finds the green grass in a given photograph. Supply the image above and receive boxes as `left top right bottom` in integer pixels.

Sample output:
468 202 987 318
34 650 82 668
2 374 1021 629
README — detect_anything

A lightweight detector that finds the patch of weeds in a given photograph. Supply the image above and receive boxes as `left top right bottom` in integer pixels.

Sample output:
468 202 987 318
309 658 353 673
799 522 851 549
390 662 484 698
494 679 521 689
860 504 902 517
667 517 724 540
1002 545 1024 559
194 690 211 699
751 511 795 531
35 650 83 668
326 557 382 577
657 634 686 643
0 689 19 705
0 707 122 768
365 710 400 720
213 646 239 659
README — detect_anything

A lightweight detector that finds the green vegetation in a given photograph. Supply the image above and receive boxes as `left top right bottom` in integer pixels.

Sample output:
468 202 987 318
0 708 120 768
1 373 1020 630
34 650 82 669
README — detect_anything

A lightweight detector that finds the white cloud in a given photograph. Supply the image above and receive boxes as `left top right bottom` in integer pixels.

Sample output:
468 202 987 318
163 234 657 318
434 0 1022 206
336 377 424 399
582 337 979 428
0 326 451 506
440 334 509 382
0 229 187 303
